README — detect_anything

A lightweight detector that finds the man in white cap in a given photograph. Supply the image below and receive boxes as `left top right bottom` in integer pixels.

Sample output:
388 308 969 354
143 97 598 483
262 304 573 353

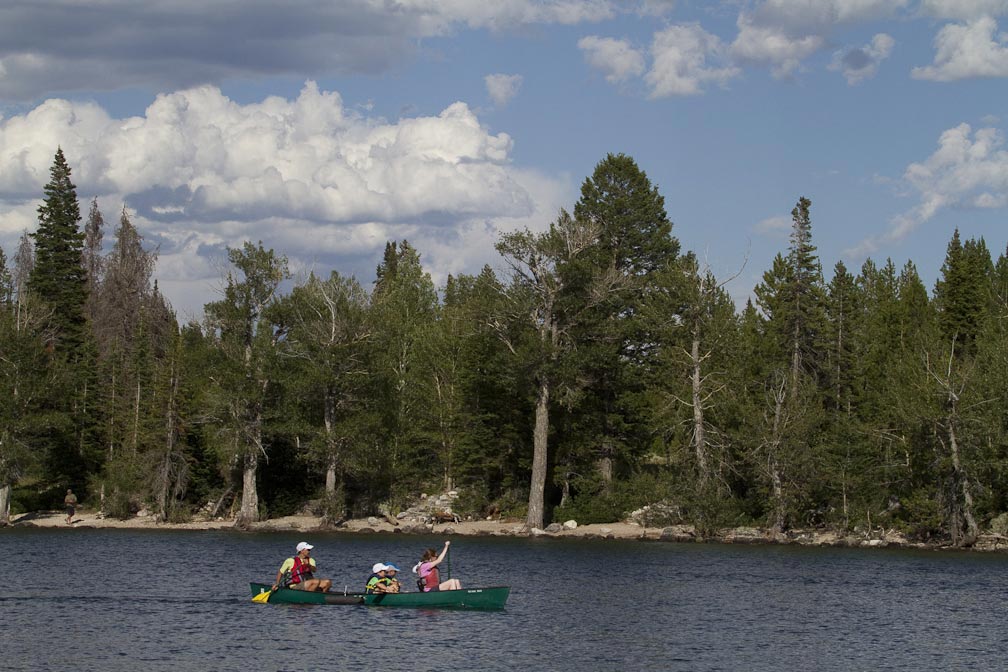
272 542 333 592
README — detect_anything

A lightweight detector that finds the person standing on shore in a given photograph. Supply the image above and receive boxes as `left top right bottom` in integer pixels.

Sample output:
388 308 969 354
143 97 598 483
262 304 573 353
64 489 77 525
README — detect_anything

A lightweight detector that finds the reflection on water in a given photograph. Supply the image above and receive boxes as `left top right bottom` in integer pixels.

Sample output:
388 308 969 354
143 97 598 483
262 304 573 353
1 528 1006 671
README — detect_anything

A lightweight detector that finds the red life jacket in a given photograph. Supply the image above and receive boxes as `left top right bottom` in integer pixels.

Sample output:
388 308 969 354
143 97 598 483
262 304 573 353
422 565 440 591
289 556 313 585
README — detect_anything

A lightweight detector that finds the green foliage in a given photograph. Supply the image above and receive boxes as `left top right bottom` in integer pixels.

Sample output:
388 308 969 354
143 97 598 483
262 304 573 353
320 486 347 525
9 154 1008 547
28 148 87 355
894 490 945 541
556 471 677 526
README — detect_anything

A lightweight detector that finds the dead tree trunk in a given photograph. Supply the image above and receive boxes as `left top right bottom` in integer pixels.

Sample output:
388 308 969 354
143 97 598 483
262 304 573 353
0 484 10 525
691 332 708 486
526 376 550 530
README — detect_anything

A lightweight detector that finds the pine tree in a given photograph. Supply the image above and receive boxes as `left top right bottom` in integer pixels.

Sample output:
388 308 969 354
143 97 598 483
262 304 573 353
933 230 992 357
566 154 680 492
750 197 827 532
29 148 87 355
370 240 438 493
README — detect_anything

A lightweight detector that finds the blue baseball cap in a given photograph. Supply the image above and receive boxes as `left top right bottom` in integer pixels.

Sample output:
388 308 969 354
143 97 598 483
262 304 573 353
384 563 401 571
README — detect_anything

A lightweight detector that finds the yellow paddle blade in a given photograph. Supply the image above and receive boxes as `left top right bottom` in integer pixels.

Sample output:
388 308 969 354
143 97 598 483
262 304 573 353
252 590 271 603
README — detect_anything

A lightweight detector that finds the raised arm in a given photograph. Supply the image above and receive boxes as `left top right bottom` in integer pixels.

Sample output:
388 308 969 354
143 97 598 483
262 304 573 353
430 540 451 567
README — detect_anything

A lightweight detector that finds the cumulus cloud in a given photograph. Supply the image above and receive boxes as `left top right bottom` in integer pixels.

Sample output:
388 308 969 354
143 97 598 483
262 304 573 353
0 83 571 317
485 74 524 106
730 16 826 77
729 0 907 77
847 122 1008 257
0 0 615 100
578 36 646 83
645 24 739 96
830 33 895 84
912 16 1008 81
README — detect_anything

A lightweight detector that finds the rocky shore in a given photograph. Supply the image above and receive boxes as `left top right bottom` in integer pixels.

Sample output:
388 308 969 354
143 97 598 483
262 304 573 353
8 507 1008 553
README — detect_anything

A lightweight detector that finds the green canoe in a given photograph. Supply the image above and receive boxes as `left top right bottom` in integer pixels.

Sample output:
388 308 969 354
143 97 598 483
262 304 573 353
250 582 510 609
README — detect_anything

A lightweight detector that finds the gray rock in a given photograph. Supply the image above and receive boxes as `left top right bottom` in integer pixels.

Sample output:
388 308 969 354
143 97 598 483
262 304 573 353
659 525 696 542
544 523 563 533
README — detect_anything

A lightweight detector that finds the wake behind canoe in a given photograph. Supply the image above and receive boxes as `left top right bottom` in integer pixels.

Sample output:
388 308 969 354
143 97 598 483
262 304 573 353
250 582 509 609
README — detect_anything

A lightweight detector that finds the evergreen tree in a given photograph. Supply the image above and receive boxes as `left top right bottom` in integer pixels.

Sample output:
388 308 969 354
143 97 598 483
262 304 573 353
29 148 87 355
750 197 828 531
933 230 992 357
565 153 679 494
370 241 438 501
449 266 530 513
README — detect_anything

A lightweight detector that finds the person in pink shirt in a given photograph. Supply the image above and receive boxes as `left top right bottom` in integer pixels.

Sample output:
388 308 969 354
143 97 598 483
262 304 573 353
413 540 461 592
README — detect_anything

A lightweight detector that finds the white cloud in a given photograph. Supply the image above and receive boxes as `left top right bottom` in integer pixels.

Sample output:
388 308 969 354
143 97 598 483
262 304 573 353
0 82 571 317
919 0 1008 20
645 24 740 96
848 122 1008 257
485 74 524 106
578 36 646 83
730 16 825 77
912 16 1008 81
754 214 792 236
830 33 895 84
729 0 907 77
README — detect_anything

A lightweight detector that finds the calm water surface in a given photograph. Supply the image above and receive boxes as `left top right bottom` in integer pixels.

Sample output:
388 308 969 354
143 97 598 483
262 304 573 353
1 528 1005 671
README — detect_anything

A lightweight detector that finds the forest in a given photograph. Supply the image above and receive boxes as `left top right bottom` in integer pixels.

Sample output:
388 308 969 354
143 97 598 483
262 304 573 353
1 148 1006 546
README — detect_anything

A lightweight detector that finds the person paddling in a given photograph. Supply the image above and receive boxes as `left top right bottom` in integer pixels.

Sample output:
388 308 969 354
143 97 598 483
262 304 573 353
272 542 333 593
414 541 461 592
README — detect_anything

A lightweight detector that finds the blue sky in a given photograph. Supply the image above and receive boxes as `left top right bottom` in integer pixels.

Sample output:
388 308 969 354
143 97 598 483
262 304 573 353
1 0 1006 318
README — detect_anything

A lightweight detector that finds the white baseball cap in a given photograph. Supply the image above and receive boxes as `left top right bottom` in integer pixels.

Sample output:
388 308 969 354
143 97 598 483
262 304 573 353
372 563 387 573
296 542 314 552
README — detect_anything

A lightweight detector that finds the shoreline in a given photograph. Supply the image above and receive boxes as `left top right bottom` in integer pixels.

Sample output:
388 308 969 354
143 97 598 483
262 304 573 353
6 508 654 540
7 508 1008 553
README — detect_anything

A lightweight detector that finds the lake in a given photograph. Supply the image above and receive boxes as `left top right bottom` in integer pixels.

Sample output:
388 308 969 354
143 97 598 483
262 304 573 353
1 528 1005 671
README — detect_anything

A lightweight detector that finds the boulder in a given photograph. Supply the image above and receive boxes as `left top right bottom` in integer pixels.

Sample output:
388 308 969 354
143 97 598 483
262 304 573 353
724 527 767 544
563 520 578 530
659 525 697 543
544 523 563 533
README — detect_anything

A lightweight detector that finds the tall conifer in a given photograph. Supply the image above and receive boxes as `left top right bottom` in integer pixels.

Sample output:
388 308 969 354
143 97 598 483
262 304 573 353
29 148 87 355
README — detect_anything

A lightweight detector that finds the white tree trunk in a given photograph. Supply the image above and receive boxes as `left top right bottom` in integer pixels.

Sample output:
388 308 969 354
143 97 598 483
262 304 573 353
0 484 10 525
238 451 259 526
526 377 550 530
691 334 708 485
